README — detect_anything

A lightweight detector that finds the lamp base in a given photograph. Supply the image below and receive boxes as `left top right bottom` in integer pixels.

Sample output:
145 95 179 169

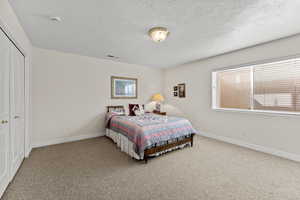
155 102 161 112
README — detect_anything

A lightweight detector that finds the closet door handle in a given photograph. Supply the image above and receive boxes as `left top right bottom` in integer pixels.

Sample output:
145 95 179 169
1 120 8 124
14 116 20 119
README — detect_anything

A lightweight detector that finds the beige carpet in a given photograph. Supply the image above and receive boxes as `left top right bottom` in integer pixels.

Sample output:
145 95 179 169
2 136 300 200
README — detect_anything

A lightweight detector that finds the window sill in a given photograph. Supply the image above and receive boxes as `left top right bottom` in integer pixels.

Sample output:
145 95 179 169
212 107 300 117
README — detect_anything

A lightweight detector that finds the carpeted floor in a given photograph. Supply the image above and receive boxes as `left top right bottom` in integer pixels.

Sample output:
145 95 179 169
2 136 300 200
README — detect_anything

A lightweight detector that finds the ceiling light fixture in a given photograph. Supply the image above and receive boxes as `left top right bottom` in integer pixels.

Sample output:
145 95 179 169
148 27 169 42
107 54 119 59
49 16 62 22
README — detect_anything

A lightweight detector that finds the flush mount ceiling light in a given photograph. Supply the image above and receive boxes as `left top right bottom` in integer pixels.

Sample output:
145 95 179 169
107 54 119 59
148 27 169 42
49 16 62 22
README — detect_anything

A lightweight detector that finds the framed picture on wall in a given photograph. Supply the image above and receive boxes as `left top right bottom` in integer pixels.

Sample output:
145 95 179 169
178 83 186 98
174 91 178 97
173 86 178 91
111 76 137 99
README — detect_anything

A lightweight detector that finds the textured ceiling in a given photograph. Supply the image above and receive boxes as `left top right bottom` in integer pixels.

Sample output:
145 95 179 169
10 0 300 68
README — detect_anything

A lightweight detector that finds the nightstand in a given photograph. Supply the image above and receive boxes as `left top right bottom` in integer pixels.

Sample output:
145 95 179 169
153 110 167 115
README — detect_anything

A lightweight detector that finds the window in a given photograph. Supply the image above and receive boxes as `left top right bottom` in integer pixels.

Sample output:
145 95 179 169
212 57 300 114
216 68 251 110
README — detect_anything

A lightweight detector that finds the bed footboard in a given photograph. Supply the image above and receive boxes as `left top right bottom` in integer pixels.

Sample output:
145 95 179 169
144 134 195 163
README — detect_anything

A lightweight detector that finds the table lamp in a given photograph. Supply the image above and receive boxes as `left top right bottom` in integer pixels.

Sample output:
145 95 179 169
152 93 164 112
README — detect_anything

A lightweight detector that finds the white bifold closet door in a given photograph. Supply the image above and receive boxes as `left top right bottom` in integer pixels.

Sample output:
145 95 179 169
0 29 11 197
0 28 25 198
10 42 25 179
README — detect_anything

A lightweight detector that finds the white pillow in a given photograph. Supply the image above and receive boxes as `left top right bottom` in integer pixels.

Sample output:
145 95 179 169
124 105 130 116
134 106 145 116
138 104 145 113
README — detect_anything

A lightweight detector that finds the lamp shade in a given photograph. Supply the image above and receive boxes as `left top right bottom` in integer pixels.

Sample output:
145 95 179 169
152 93 164 102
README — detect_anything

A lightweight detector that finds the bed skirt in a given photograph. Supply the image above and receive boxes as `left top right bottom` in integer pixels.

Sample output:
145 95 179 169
105 129 191 160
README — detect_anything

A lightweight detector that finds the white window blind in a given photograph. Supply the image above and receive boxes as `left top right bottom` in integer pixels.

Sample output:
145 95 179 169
213 57 300 114
217 68 251 109
254 59 300 112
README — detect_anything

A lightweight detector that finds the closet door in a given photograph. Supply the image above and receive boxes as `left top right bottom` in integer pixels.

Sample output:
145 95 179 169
0 30 11 197
10 44 25 179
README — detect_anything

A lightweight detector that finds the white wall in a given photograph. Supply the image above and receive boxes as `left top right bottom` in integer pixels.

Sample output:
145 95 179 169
4 0 300 157
164 34 300 156
0 0 32 156
32 47 163 147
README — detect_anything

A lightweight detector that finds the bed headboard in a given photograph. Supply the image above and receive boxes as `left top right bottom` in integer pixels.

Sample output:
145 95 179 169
106 105 125 113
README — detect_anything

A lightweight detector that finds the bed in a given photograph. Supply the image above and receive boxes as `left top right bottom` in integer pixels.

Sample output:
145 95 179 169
105 105 197 163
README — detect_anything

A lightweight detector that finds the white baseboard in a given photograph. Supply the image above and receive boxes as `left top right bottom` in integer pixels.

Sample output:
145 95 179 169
199 132 300 162
25 146 32 158
32 132 105 149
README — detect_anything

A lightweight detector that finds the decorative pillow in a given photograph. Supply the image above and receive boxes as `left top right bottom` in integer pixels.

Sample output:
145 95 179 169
139 104 145 114
134 106 145 116
134 109 141 116
129 104 144 116
129 104 137 116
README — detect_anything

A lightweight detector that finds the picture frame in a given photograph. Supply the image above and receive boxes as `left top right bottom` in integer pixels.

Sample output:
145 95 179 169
174 91 178 97
173 86 178 91
111 76 137 99
178 83 186 98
